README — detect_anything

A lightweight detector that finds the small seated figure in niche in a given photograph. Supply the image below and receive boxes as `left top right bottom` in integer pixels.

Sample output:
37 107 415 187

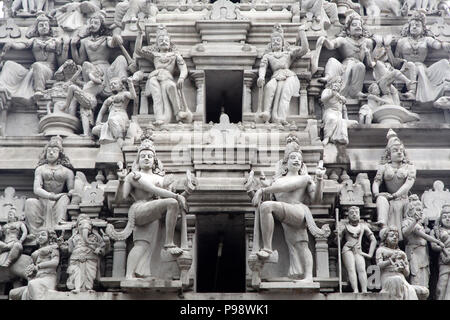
359 83 392 124
0 206 27 268
402 195 445 288
336 206 377 293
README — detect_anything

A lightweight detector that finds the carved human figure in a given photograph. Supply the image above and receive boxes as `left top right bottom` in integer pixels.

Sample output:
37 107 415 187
430 205 450 300
63 214 110 293
321 76 357 146
0 13 66 103
359 0 403 16
316 13 373 99
9 230 60 300
337 206 377 293
402 195 445 288
251 135 330 280
106 138 189 278
358 83 394 125
25 136 75 235
0 206 27 268
92 77 136 146
376 226 429 300
256 24 309 125
112 0 159 30
394 11 450 102
372 130 416 239
10 0 48 16
135 23 192 125
298 0 341 30
70 11 129 96
50 0 100 35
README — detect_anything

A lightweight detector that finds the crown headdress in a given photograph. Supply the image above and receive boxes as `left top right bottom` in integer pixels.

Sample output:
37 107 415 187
271 23 284 39
284 134 302 161
156 24 169 39
386 129 403 149
137 129 156 155
409 10 426 25
47 135 64 151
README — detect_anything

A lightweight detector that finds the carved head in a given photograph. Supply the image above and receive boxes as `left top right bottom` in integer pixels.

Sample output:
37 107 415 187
382 129 409 165
401 11 431 38
155 25 172 52
380 226 400 248
277 134 308 177
368 83 381 96
37 229 57 247
439 205 450 228
406 194 423 221
26 13 53 38
266 23 290 54
132 132 165 176
347 206 360 223
6 206 18 223
341 13 370 38
88 11 107 35
38 136 74 170
110 77 124 93
325 76 342 92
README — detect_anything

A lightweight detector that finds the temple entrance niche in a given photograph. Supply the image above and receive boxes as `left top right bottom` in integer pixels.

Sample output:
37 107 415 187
196 213 246 293
205 70 243 124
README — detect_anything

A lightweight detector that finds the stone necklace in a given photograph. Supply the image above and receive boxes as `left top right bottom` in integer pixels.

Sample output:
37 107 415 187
407 36 422 56
88 35 107 51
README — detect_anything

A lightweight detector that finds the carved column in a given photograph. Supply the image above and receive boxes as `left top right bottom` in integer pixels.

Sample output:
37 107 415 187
243 70 257 113
112 240 127 278
299 79 309 116
190 70 205 121
314 235 330 278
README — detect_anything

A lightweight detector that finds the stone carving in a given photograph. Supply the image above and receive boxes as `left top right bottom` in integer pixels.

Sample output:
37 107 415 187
0 13 67 106
61 214 110 293
105 136 195 279
249 135 330 281
70 11 129 96
206 0 245 20
314 13 373 99
0 18 21 38
206 113 245 146
9 0 48 16
422 180 450 220
112 0 159 30
360 0 403 17
430 205 450 300
372 129 416 239
403 0 450 14
135 23 193 125
336 206 377 293
339 171 372 206
0 187 26 222
402 195 445 288
0 206 27 268
256 24 309 125
51 1 101 36
9 230 60 300
395 12 450 103
321 76 358 146
25 136 74 235
376 226 429 300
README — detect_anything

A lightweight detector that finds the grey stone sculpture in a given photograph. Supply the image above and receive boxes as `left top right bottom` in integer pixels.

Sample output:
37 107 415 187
0 206 27 268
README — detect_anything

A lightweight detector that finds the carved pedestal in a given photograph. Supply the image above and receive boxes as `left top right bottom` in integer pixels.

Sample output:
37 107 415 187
39 113 81 136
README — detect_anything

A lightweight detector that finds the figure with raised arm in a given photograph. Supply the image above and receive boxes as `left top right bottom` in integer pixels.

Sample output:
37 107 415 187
0 206 27 267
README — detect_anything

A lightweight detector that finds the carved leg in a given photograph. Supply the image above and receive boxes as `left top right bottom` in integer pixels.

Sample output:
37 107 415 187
261 79 277 121
296 241 313 281
376 196 389 227
271 80 285 124
80 112 91 136
343 251 358 292
147 77 165 124
355 253 368 293
126 240 148 278
435 273 449 300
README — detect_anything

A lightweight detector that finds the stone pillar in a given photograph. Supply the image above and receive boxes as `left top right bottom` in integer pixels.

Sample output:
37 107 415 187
191 70 205 120
314 235 330 278
299 79 309 116
243 70 257 113
112 240 127 278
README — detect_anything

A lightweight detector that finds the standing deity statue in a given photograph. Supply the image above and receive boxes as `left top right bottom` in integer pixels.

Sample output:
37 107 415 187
315 13 373 99
372 130 416 239
9 230 60 300
0 13 67 104
105 137 190 279
256 24 309 125
336 206 377 293
251 135 330 280
376 226 429 300
62 214 110 293
70 11 130 96
430 205 450 300
394 11 450 102
135 23 192 125
25 136 75 235
0 206 27 268
402 195 445 288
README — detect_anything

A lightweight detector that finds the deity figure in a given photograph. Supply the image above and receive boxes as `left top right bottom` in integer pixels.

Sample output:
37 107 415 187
321 76 357 146
70 11 129 96
251 135 330 280
376 226 429 300
296 0 341 30
9 230 60 300
372 130 416 239
10 0 48 16
0 13 66 105
62 214 110 293
105 137 189 278
430 205 450 300
359 0 403 16
402 195 445 288
394 12 450 102
92 77 136 146
359 83 384 124
0 206 27 267
50 0 100 36
315 13 373 99
135 23 192 125
112 0 158 30
336 206 377 293
25 136 75 235
256 24 309 125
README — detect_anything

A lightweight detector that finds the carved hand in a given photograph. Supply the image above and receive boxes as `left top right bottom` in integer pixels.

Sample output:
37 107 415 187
257 77 265 88
177 77 185 90
71 36 80 45
112 34 124 47
252 188 263 207
2 42 12 53
377 192 393 200
176 194 188 212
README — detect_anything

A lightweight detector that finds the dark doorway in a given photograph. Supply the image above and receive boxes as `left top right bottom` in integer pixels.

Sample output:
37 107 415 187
205 70 243 123
196 213 246 293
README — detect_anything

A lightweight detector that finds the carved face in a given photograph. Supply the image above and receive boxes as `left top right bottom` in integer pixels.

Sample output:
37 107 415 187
110 78 123 92
37 20 50 36
89 17 102 34
349 18 363 37
271 35 283 51
348 208 360 222
389 144 405 163
409 201 423 220
138 150 155 171
368 83 380 96
441 212 450 228
287 151 302 172
386 229 399 247
37 231 49 245
157 35 170 51
46 146 60 164
7 209 17 223
409 19 424 37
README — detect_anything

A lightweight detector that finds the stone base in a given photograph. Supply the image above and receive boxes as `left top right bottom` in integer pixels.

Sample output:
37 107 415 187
120 278 183 293
95 142 124 167
39 113 81 136
257 280 320 293
372 105 420 125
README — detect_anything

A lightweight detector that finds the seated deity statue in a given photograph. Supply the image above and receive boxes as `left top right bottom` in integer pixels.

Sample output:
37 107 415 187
372 130 416 239
0 206 27 268
336 206 377 293
9 230 60 300
10 0 48 16
376 226 429 300
292 0 342 30
50 0 100 35
251 135 330 280
25 136 75 235
315 13 373 99
105 137 189 279
134 23 192 125
256 24 309 125
359 0 403 16
112 0 158 30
